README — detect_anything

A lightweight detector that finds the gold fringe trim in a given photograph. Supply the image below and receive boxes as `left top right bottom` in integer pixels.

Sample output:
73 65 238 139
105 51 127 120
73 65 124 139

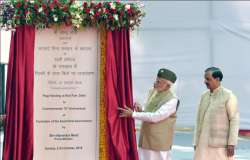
99 28 108 160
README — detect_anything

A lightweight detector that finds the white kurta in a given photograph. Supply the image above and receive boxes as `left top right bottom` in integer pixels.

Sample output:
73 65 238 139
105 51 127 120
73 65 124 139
132 98 178 160
194 101 235 160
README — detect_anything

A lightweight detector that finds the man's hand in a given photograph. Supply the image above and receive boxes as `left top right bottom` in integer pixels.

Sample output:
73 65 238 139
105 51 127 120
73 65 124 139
227 145 235 157
0 114 6 122
134 102 143 112
118 106 133 118
0 114 6 126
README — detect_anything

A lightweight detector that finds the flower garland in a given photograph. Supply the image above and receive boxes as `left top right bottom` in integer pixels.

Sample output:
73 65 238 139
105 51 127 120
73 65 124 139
0 0 145 31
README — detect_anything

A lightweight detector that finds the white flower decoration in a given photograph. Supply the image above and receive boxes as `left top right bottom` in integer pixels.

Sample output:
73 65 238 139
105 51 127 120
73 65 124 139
130 19 135 25
53 15 58 22
76 14 81 19
113 14 118 21
125 4 130 11
90 9 94 15
110 2 116 10
38 7 43 13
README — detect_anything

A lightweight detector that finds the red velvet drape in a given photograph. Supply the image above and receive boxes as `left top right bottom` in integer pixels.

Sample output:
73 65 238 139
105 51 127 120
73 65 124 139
3 25 35 160
2 26 138 160
105 28 139 160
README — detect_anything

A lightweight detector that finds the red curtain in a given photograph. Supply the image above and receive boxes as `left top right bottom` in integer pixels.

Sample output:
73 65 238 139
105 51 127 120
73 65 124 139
2 26 138 160
3 25 35 160
105 28 139 160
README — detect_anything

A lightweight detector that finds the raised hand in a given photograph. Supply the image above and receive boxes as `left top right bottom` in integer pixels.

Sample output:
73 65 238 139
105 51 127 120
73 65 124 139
0 114 6 121
118 105 133 118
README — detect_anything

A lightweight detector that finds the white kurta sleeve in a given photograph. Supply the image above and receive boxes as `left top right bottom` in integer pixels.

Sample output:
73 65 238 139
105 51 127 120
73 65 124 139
132 98 178 123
